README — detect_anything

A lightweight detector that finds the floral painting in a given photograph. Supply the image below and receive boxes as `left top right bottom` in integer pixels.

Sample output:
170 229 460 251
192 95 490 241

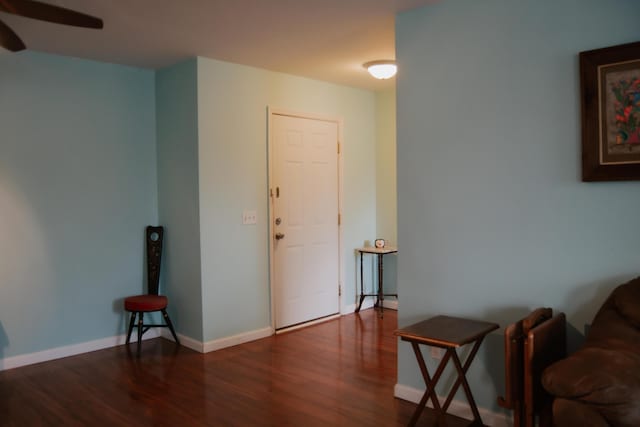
602 62 640 163
581 41 640 181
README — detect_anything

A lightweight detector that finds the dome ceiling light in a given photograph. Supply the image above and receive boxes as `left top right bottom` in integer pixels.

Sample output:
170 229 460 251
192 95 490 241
363 60 397 79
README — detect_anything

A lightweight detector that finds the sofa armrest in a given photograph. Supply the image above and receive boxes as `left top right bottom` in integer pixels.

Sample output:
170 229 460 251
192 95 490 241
543 347 640 427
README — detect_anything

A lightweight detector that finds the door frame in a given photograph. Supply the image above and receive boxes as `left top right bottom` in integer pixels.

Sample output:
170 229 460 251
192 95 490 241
267 107 344 332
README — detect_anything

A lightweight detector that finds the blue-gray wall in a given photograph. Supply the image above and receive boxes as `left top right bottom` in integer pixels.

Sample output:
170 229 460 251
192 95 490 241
196 57 377 341
0 52 157 359
0 50 381 362
156 59 204 341
376 89 398 295
396 0 640 413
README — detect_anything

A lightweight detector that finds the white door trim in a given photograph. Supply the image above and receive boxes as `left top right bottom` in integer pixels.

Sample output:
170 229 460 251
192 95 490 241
267 107 344 331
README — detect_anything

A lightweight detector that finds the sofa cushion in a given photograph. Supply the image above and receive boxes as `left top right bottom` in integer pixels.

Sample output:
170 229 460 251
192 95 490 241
552 398 609 427
542 346 640 427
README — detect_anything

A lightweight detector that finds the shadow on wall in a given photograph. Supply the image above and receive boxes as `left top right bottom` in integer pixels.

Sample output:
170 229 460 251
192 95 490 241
477 279 629 408
112 297 126 336
383 254 398 295
563 276 629 354
476 304 587 409
412 278 636 413
480 305 538 406
0 321 9 369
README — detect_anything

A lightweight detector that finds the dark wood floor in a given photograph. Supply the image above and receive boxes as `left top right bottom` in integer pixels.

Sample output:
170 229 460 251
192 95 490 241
0 309 470 426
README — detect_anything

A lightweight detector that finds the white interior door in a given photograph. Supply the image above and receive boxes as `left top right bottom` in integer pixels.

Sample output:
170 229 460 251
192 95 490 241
271 113 340 329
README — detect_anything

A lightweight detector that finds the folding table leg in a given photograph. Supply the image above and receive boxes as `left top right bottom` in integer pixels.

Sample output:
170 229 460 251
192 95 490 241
409 343 452 427
356 252 365 313
377 253 384 317
442 338 486 425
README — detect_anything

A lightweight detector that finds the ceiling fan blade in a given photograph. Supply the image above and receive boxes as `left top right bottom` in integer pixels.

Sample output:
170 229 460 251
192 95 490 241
0 18 25 51
0 0 103 29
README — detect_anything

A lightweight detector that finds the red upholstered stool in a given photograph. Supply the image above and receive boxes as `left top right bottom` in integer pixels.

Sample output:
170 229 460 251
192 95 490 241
125 295 168 312
124 226 179 356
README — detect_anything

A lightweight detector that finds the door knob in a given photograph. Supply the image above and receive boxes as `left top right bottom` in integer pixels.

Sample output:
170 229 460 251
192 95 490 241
275 232 285 240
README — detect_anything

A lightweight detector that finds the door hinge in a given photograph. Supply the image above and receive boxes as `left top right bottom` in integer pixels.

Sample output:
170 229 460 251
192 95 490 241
339 284 342 297
337 141 340 154
338 213 341 226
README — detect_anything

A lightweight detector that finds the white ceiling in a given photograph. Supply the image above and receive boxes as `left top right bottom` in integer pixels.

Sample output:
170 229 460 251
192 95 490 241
1 0 435 90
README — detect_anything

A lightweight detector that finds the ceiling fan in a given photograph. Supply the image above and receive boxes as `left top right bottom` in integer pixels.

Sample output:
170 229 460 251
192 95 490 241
0 0 103 52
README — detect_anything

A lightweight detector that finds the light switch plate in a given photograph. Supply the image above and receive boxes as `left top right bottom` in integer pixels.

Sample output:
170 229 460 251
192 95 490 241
242 210 257 225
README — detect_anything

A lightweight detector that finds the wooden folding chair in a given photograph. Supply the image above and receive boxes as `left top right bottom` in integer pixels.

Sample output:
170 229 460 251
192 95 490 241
498 308 566 427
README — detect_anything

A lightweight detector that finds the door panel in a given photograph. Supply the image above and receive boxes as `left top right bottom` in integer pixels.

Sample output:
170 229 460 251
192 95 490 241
272 114 339 329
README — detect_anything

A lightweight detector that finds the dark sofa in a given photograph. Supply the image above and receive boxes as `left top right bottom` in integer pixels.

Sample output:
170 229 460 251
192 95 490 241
542 277 640 427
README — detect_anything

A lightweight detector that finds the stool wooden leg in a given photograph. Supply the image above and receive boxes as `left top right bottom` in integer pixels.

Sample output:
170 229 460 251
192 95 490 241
136 312 144 356
162 309 180 344
125 312 136 344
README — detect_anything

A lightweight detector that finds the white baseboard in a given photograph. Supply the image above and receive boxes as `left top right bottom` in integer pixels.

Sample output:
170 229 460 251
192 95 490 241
201 326 274 353
162 331 203 353
0 329 161 372
383 299 398 310
344 297 398 314
1 323 275 371
394 383 512 427
275 314 341 334
2 324 276 371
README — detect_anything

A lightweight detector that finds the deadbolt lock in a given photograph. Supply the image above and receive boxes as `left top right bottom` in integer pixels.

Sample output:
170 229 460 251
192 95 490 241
275 217 282 225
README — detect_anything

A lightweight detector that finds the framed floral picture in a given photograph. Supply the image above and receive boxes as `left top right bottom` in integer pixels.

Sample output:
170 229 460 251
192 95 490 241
581 41 640 181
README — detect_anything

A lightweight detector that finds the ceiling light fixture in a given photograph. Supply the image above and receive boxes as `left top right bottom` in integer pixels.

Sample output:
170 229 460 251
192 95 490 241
364 60 397 79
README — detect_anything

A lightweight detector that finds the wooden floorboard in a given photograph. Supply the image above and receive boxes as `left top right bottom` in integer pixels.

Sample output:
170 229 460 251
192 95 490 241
0 309 471 426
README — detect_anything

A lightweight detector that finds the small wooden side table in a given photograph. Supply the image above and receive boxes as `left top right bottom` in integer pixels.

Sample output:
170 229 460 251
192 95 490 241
395 315 499 427
355 246 398 316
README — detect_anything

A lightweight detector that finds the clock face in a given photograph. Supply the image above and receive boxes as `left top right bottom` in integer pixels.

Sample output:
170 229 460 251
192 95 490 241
375 239 385 248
